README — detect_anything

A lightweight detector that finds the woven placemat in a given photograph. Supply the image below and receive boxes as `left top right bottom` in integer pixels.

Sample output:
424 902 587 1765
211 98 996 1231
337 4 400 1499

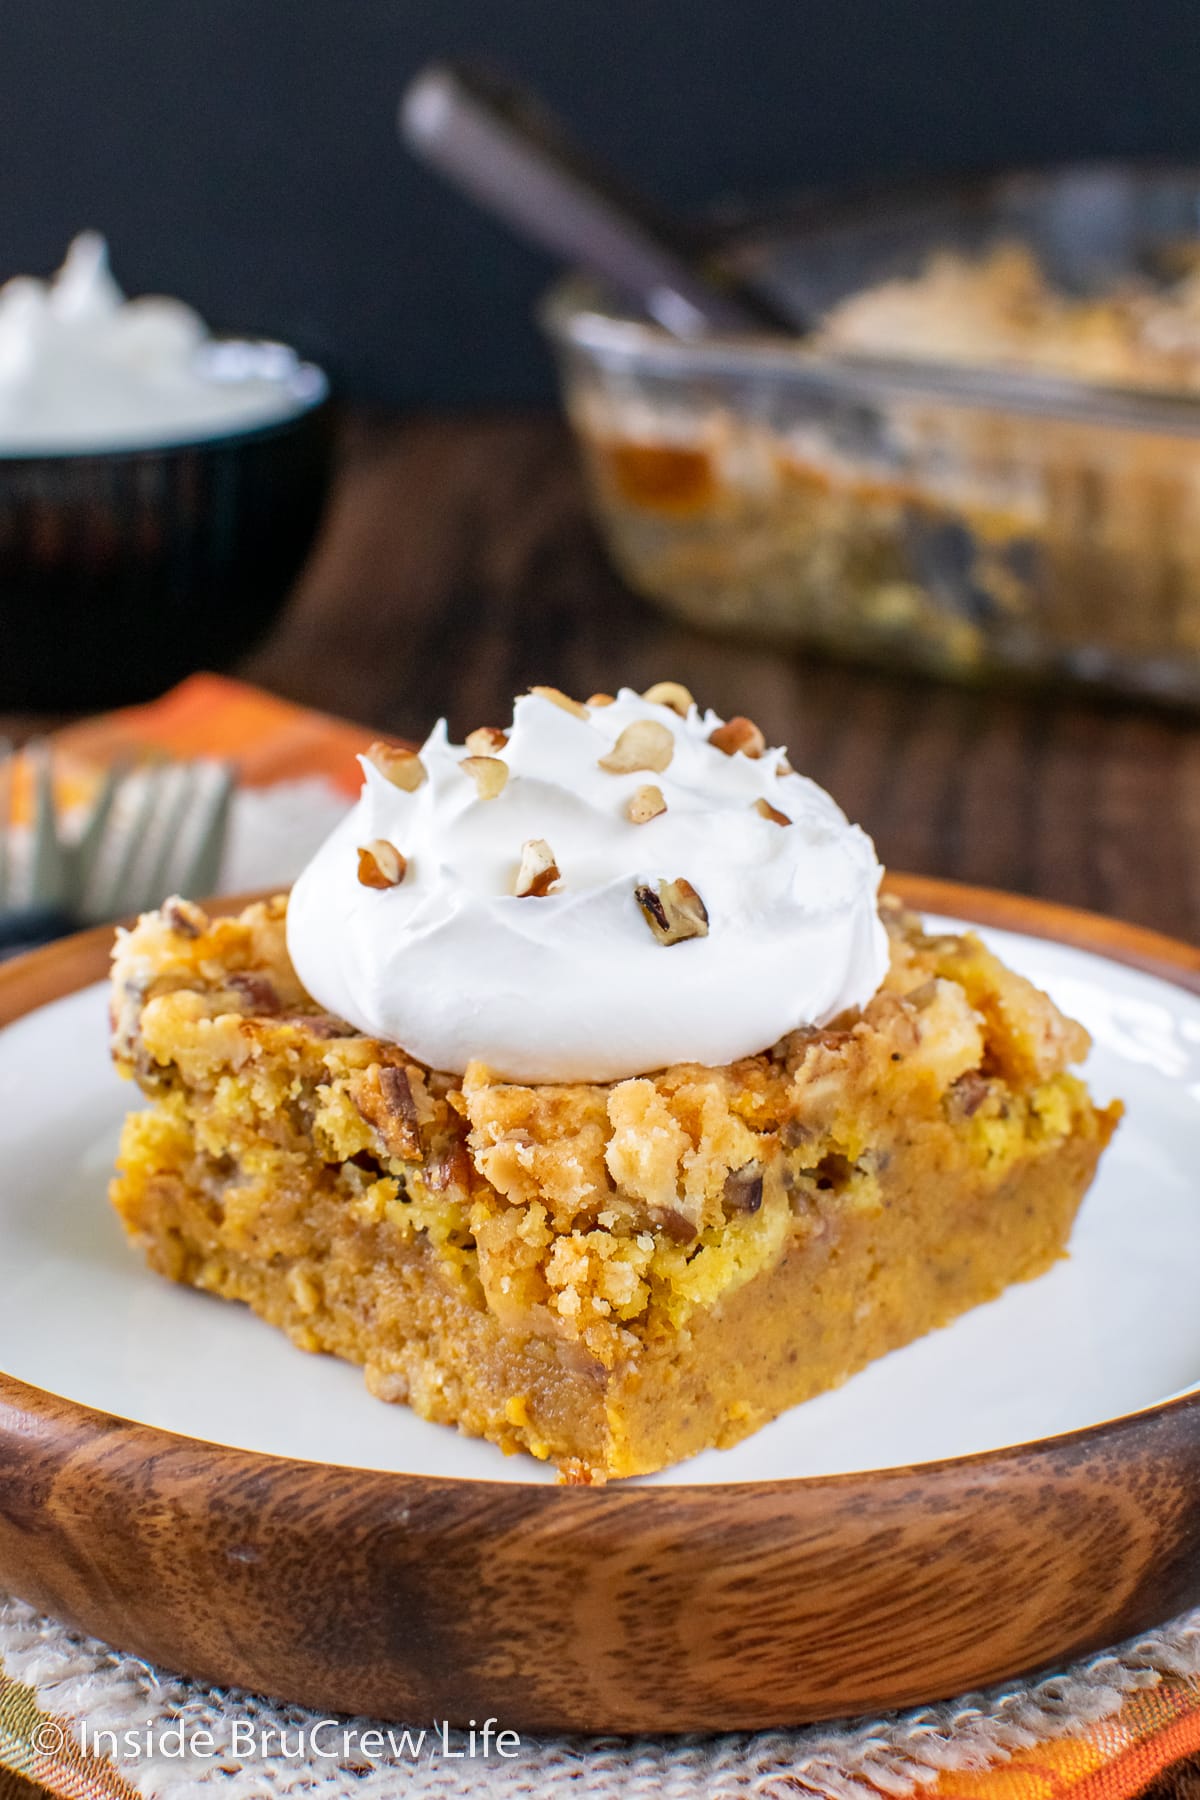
4 1593 1200 1799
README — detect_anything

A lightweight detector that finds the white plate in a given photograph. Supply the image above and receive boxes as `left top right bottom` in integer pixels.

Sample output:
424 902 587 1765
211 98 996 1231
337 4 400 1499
0 916 1196 1485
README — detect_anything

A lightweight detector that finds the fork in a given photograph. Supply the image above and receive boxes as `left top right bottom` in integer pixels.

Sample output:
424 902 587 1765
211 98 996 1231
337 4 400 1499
0 742 235 954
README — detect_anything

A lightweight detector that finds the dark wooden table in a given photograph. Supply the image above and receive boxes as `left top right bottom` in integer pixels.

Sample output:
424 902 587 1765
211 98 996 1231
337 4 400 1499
246 412 1200 947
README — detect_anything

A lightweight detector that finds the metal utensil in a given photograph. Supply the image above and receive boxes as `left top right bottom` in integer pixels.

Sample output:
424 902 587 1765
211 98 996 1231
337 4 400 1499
399 62 801 337
0 744 235 955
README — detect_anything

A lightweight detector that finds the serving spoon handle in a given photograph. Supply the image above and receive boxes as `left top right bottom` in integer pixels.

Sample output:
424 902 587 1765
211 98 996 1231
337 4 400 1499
400 62 798 338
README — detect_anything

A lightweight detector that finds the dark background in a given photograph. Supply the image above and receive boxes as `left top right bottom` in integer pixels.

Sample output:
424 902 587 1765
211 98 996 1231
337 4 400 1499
3 0 1200 406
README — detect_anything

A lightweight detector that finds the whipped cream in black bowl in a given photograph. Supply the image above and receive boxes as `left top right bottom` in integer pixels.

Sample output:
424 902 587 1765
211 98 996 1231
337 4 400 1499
0 235 334 709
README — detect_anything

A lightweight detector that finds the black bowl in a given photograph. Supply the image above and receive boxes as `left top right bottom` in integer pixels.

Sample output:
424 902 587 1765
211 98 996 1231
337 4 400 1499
0 347 335 711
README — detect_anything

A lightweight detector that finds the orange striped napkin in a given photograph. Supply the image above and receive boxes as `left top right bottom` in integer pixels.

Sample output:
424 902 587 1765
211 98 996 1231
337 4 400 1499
937 1676 1200 1800
52 670 368 797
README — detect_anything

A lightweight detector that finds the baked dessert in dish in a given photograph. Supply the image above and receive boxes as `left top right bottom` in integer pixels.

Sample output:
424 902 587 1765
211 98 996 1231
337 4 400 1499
818 241 1200 390
551 214 1200 701
109 684 1120 1481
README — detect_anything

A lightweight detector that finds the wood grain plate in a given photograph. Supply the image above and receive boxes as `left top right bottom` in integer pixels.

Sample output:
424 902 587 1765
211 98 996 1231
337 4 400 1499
0 876 1197 1733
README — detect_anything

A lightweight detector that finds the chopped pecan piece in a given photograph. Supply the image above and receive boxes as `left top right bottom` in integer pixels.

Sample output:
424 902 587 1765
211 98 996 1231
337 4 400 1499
724 1162 764 1214
366 742 426 791
427 1136 473 1194
226 971 280 1015
642 680 694 716
655 1206 699 1244
599 719 675 775
515 838 560 897
354 1063 425 1161
530 685 588 718
587 692 615 707
461 754 509 799
357 840 407 889
626 784 667 824
162 896 207 938
945 1070 992 1120
277 1012 349 1038
381 1066 420 1132
635 877 709 945
465 726 509 754
709 716 766 758
753 797 790 826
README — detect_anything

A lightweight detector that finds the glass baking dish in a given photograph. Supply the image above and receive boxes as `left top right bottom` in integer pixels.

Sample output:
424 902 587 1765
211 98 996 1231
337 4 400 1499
543 163 1200 705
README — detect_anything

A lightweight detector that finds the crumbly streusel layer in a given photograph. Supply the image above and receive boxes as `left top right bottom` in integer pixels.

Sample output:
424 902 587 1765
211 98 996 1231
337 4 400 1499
109 893 1120 1480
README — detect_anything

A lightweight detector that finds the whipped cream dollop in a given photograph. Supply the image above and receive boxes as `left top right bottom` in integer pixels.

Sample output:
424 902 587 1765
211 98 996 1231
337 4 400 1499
0 233 320 451
286 689 889 1083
